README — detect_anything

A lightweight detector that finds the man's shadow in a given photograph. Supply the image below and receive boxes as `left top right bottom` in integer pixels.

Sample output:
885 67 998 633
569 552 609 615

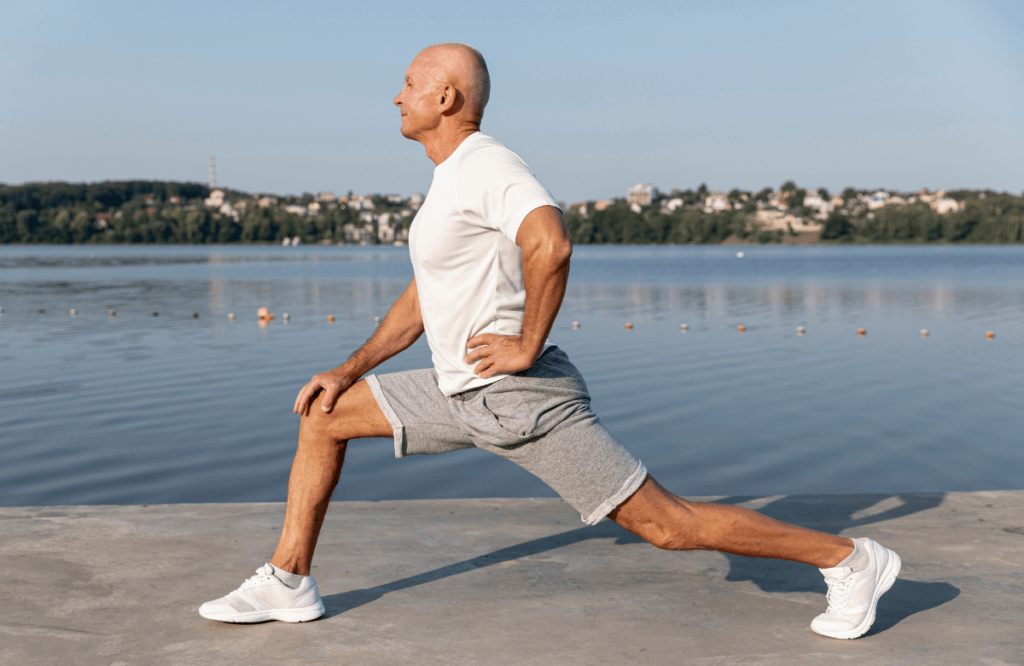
322 493 958 635
711 492 959 635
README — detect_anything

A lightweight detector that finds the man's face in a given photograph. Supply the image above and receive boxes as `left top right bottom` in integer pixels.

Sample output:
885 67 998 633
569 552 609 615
393 53 444 141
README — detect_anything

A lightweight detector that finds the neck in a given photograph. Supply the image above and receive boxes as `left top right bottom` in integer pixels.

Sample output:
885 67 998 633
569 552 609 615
420 123 480 166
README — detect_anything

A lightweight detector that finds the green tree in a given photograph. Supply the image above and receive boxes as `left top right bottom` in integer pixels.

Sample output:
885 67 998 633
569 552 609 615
821 212 854 241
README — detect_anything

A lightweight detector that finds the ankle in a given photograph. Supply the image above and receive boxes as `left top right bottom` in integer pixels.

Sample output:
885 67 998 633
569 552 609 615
821 538 856 568
270 555 310 576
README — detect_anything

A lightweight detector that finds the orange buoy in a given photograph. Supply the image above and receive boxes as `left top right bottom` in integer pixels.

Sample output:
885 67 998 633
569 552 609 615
257 307 270 319
919 329 929 337
986 331 995 339
737 325 746 332
625 322 633 330
796 326 806 335
680 324 688 331
327 315 335 322
108 309 116 317
857 328 866 336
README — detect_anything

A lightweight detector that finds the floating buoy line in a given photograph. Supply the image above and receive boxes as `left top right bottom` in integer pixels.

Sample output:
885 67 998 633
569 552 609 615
0 306 1002 342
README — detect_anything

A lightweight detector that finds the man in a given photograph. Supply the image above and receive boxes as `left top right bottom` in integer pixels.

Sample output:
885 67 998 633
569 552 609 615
200 43 900 640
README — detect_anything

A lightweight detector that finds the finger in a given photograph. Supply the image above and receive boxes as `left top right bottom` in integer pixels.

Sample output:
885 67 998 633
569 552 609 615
294 381 311 413
466 333 496 349
294 380 320 415
464 345 493 364
473 358 495 377
320 384 342 413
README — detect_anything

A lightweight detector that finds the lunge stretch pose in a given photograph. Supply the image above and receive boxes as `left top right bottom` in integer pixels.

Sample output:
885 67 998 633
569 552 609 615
200 43 900 640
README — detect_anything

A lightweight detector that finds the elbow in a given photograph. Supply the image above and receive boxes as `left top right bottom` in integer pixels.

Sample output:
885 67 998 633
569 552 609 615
550 236 573 266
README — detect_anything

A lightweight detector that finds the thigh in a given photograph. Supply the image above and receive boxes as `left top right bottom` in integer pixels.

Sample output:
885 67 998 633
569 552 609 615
479 405 648 526
303 379 393 441
369 369 477 458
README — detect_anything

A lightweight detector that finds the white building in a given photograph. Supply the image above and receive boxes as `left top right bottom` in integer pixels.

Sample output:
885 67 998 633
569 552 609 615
627 183 654 207
409 193 424 208
802 190 834 220
316 192 336 202
378 218 395 243
218 202 239 220
204 189 225 208
283 204 307 216
867 191 888 210
932 197 965 215
703 192 729 213
662 198 684 213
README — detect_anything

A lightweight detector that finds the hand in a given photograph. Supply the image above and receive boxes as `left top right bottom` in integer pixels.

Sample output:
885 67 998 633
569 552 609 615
464 334 538 379
293 367 357 415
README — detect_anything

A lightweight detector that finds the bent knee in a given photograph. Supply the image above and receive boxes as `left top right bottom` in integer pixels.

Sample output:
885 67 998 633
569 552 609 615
641 523 698 551
299 393 344 440
629 500 706 551
298 381 390 442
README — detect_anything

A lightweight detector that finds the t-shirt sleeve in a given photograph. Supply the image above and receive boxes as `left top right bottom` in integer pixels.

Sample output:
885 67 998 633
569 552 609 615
456 147 560 245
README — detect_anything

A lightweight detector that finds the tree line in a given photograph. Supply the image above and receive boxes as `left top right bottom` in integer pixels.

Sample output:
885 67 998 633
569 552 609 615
0 181 368 244
2 180 1022 245
819 193 1024 244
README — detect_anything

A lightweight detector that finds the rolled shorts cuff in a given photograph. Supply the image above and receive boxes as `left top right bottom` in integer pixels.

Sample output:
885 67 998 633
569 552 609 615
365 374 407 459
580 461 649 525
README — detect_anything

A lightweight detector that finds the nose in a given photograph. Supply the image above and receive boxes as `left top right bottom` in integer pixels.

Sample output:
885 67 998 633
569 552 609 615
393 91 402 107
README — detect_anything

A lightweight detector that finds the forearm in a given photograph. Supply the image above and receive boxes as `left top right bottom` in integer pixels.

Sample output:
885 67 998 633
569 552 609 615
339 280 424 377
520 240 571 359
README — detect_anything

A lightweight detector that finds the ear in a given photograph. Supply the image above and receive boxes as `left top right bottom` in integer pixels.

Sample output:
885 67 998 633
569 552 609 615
438 84 455 110
438 84 464 116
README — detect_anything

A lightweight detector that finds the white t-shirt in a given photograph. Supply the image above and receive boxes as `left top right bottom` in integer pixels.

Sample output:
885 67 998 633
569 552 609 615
409 132 560 396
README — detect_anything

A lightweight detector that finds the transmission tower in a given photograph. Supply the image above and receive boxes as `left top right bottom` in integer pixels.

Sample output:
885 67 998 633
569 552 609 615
209 156 217 190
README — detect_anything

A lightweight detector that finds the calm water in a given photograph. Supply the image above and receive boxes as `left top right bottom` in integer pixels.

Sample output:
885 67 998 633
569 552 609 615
1 245 1022 507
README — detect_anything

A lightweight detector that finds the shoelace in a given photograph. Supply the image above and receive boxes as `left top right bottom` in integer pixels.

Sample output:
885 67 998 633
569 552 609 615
239 564 277 591
824 572 855 616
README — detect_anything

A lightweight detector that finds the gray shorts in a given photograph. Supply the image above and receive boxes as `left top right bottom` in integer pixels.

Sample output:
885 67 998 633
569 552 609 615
365 346 647 525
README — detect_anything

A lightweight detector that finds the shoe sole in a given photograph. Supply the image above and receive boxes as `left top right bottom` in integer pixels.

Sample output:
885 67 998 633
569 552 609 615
199 599 326 624
812 544 902 640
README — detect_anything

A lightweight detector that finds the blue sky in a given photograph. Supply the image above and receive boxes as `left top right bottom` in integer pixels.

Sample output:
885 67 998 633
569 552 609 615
1 0 1021 202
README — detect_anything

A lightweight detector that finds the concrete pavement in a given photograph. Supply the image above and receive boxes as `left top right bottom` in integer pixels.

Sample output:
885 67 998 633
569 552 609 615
2 491 1022 665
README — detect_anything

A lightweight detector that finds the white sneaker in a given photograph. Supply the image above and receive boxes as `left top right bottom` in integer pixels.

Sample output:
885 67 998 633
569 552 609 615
810 537 901 639
199 563 325 623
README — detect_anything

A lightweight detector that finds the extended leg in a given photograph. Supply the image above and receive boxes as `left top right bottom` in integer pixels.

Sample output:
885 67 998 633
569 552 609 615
270 379 392 575
610 476 853 568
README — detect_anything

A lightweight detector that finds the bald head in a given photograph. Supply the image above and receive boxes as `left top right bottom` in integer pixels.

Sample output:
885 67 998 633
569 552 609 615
418 42 490 121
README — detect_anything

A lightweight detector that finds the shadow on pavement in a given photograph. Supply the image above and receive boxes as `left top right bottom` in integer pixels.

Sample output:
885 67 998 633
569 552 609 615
712 492 959 631
323 521 621 617
323 492 959 634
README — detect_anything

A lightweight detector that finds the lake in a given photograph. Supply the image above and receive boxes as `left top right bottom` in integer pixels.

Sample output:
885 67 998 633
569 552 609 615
1 244 1022 507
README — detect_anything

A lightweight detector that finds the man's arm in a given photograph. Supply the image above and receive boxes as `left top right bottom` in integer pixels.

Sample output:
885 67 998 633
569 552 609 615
464 205 572 378
293 277 424 414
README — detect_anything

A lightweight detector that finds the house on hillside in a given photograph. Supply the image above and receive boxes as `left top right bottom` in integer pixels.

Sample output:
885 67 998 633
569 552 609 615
204 190 225 208
627 184 653 207
703 192 729 213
